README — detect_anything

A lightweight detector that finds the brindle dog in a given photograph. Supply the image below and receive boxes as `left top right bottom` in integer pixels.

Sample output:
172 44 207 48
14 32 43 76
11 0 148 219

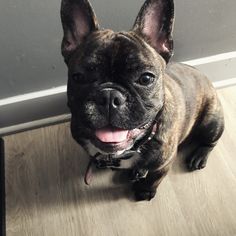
60 0 224 201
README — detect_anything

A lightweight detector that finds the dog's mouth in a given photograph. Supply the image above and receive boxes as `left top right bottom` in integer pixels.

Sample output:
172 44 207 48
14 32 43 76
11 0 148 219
92 123 152 153
95 127 129 143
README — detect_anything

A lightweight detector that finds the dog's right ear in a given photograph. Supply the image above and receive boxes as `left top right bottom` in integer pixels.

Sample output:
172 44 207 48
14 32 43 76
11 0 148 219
60 0 99 61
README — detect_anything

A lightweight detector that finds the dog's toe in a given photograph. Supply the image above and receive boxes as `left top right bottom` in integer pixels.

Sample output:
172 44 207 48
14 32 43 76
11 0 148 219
134 189 156 201
186 146 211 171
186 155 207 171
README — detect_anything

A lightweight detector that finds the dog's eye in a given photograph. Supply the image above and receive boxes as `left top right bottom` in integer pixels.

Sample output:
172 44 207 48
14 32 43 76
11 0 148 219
137 73 155 86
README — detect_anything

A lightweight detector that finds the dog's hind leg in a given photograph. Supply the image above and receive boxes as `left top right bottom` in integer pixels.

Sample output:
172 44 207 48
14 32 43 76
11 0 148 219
186 97 224 171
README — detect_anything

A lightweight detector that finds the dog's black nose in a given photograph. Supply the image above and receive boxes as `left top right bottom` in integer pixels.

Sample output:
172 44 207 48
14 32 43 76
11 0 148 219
98 89 126 108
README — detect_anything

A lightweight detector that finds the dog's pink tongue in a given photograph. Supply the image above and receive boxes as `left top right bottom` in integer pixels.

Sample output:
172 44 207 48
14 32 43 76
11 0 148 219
95 128 128 143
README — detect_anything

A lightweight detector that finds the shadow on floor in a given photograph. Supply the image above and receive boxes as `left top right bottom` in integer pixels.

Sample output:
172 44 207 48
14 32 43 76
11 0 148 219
6 140 197 213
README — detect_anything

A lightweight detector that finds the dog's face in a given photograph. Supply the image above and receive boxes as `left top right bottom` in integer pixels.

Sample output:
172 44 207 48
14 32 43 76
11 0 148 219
67 30 165 153
61 0 174 154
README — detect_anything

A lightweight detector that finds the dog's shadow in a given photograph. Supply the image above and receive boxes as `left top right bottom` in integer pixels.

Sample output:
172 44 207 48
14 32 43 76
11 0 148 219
8 141 135 213
8 138 195 212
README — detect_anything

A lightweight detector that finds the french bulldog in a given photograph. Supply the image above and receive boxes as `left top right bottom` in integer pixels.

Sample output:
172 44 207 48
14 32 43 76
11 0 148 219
60 0 224 201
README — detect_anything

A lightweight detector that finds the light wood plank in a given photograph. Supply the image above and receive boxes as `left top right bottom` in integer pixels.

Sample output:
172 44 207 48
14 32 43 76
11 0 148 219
4 86 236 236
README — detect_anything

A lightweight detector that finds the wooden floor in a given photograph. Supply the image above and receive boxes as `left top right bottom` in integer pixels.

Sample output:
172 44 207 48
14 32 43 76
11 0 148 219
4 86 236 236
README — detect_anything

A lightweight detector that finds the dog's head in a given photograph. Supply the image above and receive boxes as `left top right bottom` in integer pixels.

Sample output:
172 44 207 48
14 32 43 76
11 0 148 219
60 0 174 154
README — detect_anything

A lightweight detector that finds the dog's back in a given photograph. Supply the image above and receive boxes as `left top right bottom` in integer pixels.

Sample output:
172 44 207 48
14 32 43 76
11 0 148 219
165 62 222 144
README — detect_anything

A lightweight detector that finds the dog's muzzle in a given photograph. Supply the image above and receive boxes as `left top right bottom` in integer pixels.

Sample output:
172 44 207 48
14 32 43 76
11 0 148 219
96 88 127 111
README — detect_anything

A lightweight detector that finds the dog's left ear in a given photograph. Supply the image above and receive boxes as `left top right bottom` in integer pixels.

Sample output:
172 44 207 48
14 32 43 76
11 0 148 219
60 0 99 61
132 0 174 63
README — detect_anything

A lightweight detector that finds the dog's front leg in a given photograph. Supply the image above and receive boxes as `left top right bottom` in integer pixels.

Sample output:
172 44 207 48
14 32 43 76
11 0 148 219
131 139 177 201
133 166 170 201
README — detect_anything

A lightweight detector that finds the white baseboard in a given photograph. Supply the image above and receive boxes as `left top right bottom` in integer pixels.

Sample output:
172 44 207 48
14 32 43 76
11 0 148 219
182 51 236 66
212 77 236 89
0 86 67 107
0 51 236 136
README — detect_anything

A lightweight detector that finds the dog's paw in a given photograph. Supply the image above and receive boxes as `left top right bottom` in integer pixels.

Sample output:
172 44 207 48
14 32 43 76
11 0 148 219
186 154 207 171
186 146 212 171
134 189 156 201
133 181 156 201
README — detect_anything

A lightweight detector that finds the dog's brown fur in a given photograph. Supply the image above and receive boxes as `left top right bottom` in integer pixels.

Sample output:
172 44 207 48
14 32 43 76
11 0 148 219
60 0 224 201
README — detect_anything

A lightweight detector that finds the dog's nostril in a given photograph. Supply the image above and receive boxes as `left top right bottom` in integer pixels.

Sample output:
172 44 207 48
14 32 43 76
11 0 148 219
113 97 122 106
97 89 126 108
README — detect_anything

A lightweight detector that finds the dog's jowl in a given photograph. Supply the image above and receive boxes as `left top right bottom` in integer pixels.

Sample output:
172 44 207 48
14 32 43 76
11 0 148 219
60 0 224 201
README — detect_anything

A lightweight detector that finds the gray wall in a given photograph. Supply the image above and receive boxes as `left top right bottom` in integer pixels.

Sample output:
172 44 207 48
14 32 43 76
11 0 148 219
0 0 236 99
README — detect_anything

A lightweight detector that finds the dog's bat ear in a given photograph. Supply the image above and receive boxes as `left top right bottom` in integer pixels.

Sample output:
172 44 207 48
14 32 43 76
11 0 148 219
60 0 99 61
132 0 174 63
